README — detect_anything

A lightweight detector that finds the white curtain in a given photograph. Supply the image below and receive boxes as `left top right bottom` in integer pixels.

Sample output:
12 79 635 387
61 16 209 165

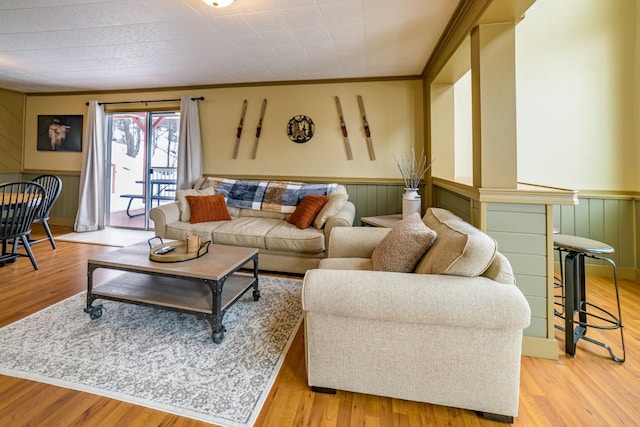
74 100 105 232
177 96 203 190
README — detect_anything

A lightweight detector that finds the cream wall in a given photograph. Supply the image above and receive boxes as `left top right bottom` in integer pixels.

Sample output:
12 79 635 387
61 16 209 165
636 0 640 191
23 80 423 181
454 71 472 181
0 88 24 173
516 0 638 192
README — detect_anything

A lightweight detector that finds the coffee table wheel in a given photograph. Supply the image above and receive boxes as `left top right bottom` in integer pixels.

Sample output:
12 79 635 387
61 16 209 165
253 289 260 301
213 327 225 344
85 305 103 320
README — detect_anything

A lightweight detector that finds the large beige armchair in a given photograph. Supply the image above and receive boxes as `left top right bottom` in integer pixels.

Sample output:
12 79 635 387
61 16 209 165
302 208 531 423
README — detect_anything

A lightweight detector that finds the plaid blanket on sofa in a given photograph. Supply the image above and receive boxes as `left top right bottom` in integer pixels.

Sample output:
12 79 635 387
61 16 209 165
200 178 337 213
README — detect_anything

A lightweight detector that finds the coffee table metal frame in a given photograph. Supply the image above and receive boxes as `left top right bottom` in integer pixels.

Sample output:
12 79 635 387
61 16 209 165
84 242 259 344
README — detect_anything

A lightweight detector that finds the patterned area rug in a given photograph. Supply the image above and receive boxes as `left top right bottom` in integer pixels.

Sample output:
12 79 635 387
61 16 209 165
56 228 156 247
0 275 303 427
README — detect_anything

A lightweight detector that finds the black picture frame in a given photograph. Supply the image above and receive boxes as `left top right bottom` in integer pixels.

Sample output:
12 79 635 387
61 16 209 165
37 115 83 152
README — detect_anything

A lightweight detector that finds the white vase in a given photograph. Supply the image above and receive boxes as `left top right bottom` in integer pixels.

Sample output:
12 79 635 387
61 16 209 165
402 188 421 218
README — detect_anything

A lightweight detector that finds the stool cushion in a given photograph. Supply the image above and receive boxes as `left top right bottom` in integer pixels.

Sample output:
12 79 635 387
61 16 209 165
415 208 497 277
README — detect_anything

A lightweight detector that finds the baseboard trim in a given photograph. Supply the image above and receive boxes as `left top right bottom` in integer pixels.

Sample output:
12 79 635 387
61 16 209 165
522 336 558 359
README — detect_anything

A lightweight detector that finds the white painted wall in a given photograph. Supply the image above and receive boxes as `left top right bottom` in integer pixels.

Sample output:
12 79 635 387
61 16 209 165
516 0 638 191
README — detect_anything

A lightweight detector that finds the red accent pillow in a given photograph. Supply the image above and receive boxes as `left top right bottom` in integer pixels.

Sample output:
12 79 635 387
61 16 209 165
287 195 328 229
186 194 231 224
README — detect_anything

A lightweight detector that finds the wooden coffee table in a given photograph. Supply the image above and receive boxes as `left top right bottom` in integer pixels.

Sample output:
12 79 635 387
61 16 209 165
84 241 259 343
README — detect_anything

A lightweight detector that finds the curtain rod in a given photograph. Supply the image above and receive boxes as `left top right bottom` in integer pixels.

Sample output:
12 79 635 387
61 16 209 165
85 96 204 106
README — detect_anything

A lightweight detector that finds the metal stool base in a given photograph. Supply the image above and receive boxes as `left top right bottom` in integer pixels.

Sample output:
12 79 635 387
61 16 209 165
553 240 625 364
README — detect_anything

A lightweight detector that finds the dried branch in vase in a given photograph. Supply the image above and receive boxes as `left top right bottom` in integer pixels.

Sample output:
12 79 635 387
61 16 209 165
393 149 435 189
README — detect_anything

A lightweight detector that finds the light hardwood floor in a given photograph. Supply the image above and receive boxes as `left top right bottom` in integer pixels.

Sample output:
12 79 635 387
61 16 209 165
0 225 638 426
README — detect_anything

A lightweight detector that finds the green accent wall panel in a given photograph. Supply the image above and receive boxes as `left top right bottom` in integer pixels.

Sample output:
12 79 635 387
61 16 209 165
558 204 575 234
603 199 619 252
486 203 548 339
20 173 80 226
525 295 547 324
343 183 405 225
492 203 546 214
617 200 634 268
505 253 547 277
515 275 546 298
489 231 546 256
0 173 21 182
437 188 472 222
486 211 546 235
574 200 590 237
588 198 605 242
555 197 635 269
637 200 640 269
525 317 547 339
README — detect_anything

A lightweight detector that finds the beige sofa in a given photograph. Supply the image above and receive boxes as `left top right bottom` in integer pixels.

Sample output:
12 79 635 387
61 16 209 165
150 177 356 274
302 208 531 423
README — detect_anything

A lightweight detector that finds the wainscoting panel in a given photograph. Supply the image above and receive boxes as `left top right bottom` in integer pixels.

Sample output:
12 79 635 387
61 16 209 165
343 183 407 225
0 173 22 183
434 187 472 223
637 200 640 271
486 203 548 339
554 197 635 270
21 172 80 227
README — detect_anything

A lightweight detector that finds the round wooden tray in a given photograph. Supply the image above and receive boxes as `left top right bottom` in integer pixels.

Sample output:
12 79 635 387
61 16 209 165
148 238 211 263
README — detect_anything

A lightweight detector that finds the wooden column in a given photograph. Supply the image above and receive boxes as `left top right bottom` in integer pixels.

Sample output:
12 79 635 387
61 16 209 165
471 22 517 189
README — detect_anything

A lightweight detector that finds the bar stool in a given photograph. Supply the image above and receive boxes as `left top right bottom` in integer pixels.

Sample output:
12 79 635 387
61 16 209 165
553 234 625 363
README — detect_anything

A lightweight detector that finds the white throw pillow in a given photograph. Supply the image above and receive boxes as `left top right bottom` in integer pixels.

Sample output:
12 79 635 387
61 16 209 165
313 192 348 229
176 186 216 222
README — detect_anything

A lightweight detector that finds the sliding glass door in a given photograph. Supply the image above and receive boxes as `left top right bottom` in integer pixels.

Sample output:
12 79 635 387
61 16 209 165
106 111 179 230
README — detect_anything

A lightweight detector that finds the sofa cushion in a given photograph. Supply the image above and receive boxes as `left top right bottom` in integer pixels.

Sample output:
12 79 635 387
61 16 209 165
371 213 437 273
287 195 328 229
212 217 282 249
186 194 231 224
319 257 373 270
164 221 226 241
415 208 497 277
265 222 326 253
176 186 216 222
314 192 348 229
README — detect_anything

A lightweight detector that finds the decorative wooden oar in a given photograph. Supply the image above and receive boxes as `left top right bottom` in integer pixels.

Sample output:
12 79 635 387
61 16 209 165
232 99 248 159
358 95 376 160
251 99 267 159
335 96 353 160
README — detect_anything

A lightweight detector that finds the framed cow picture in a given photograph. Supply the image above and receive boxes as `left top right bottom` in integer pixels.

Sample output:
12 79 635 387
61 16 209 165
37 115 83 152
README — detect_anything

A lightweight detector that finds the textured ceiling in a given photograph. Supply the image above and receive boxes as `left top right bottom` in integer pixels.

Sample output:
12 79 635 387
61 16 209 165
0 0 460 93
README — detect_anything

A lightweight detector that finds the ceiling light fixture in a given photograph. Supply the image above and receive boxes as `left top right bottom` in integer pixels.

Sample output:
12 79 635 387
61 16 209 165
202 0 235 7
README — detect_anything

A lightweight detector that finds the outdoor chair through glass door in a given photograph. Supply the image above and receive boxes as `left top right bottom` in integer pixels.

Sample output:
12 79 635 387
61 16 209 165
107 111 179 230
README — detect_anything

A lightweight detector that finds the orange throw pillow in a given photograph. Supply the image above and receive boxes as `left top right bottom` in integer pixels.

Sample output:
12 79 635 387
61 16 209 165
186 194 231 224
287 195 328 229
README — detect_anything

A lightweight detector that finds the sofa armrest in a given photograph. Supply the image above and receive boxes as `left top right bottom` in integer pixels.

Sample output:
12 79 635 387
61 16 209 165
302 269 531 330
323 200 356 244
149 202 181 238
326 226 390 258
